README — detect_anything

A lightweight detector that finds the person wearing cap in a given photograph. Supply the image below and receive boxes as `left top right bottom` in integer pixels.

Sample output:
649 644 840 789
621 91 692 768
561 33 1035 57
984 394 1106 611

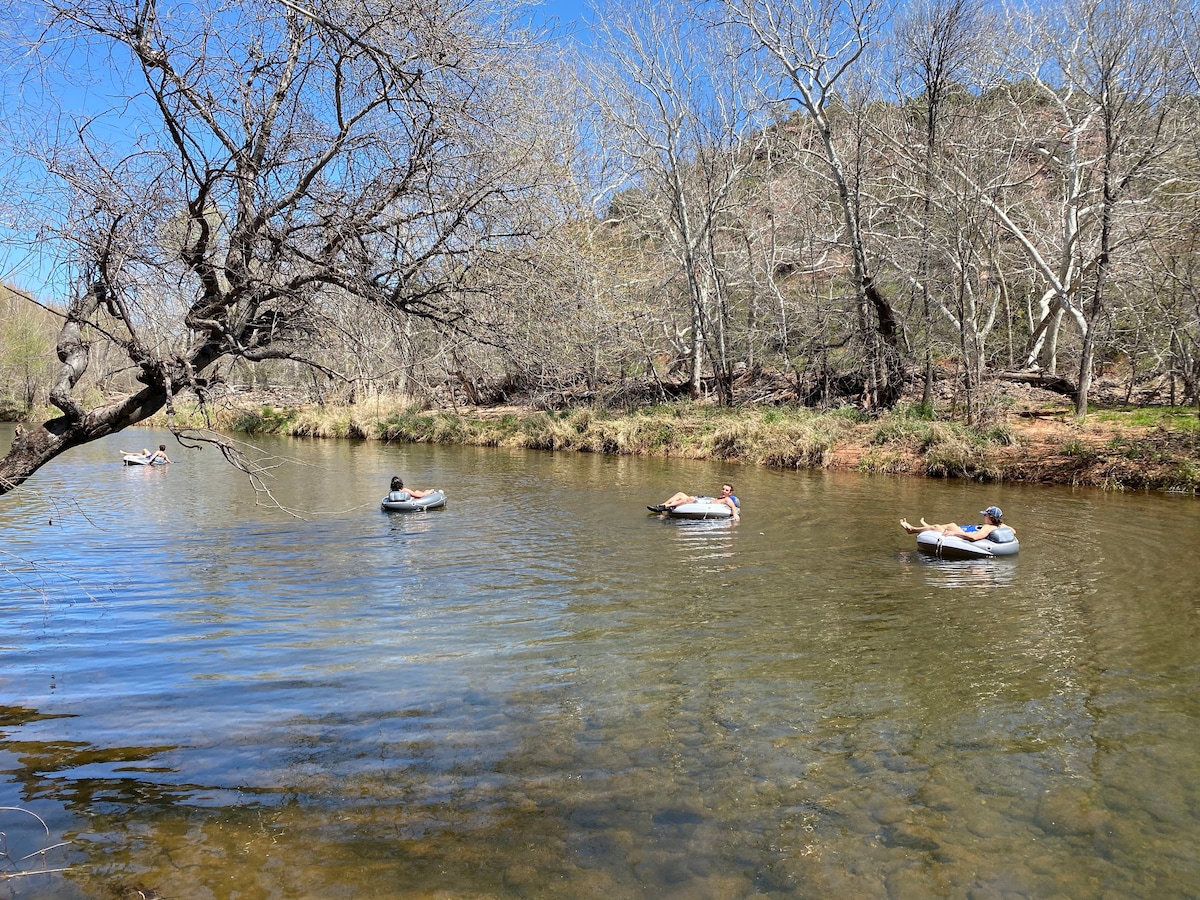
900 505 1011 541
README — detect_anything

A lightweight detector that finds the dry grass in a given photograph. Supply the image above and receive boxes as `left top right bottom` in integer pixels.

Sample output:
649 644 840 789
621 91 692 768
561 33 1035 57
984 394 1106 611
33 392 1200 492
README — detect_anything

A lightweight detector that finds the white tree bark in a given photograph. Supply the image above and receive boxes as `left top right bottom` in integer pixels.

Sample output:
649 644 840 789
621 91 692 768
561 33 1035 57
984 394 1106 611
584 0 765 400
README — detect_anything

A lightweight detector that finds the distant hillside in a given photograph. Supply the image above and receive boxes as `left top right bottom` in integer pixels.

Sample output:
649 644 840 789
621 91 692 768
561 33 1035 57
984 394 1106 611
0 284 57 420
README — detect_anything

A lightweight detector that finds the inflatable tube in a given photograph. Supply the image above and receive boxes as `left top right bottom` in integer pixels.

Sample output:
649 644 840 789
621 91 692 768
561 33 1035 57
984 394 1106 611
123 454 165 466
664 501 734 520
380 489 446 512
916 529 1019 559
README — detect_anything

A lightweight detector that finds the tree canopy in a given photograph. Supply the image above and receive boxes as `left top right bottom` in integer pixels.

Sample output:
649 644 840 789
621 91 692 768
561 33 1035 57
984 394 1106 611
0 0 555 492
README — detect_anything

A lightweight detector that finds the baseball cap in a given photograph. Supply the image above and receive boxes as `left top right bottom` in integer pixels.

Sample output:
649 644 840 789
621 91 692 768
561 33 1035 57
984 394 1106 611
980 506 1003 519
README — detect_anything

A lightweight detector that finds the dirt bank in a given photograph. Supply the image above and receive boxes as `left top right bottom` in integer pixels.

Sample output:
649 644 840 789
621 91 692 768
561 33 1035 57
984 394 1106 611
830 411 1198 490
457 379 1200 492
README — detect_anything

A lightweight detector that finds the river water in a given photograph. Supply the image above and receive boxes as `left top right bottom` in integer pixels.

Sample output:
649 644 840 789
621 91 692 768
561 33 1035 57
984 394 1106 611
0 425 1197 898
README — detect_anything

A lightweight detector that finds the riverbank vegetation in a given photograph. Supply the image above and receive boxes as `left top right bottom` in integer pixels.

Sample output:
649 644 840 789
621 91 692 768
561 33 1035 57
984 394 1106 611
139 384 1199 492
0 0 1198 494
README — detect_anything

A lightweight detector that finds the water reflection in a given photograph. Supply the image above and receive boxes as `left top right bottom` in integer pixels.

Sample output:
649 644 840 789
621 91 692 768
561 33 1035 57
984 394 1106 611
660 517 738 571
0 427 1198 898
907 552 1020 588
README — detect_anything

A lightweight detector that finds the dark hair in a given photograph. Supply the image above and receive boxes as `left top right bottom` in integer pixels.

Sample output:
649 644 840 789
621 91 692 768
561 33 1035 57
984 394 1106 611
390 476 403 491
159 444 166 451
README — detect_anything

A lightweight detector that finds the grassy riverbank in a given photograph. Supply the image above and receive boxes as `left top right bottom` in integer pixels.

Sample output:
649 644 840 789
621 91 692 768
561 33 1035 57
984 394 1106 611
148 386 1200 493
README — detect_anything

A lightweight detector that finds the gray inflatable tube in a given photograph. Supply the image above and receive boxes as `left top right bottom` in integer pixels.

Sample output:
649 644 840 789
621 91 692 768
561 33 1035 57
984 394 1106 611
381 490 447 512
916 527 1018 559
665 501 734 520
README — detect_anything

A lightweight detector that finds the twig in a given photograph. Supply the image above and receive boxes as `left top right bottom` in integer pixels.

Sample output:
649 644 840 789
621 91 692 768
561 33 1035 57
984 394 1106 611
0 808 49 834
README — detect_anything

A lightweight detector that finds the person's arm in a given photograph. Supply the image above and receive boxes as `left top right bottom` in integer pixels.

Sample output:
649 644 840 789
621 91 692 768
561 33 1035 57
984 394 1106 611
938 523 977 539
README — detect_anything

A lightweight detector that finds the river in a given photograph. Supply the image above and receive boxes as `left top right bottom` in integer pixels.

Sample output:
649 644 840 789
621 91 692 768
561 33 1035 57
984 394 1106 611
1 425 1197 898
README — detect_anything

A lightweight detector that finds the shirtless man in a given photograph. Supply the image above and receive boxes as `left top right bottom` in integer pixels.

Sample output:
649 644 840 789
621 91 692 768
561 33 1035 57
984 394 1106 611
649 483 740 520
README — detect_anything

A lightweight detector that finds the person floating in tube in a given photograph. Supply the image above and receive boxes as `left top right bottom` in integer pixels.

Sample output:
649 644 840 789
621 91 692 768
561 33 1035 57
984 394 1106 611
901 505 1010 541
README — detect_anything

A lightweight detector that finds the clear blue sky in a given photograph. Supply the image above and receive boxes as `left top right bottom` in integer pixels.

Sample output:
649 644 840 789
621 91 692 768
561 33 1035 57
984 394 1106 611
533 0 595 38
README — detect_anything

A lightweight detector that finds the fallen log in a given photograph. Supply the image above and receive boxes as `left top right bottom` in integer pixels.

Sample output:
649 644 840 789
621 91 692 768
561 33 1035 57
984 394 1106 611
997 370 1077 395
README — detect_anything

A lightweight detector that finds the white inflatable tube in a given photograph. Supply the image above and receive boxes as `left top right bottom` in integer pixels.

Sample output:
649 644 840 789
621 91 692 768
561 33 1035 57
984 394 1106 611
123 454 165 466
664 501 734 520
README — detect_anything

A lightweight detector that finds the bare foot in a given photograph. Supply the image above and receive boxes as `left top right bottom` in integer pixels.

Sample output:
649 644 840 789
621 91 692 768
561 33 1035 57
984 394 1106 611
900 518 919 534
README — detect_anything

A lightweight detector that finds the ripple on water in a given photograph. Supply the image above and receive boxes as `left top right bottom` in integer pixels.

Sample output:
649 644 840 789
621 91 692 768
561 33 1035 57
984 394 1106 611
0 433 1197 898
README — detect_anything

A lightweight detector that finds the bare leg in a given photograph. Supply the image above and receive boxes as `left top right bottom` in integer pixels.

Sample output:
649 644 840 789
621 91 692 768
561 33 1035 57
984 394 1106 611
651 491 695 512
662 492 694 508
918 518 958 534
903 518 947 534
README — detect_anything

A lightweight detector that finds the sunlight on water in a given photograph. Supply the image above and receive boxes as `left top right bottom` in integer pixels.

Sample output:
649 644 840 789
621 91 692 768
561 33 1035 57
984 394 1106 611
0 426 1198 898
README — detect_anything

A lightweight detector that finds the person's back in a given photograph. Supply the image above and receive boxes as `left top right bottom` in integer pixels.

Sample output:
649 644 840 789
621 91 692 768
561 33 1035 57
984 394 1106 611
387 476 409 502
388 475 434 500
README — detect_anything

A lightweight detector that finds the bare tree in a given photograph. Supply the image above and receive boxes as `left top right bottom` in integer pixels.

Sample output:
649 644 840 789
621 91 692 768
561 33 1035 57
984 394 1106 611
892 0 984 410
0 0 549 493
923 0 1188 415
718 0 906 409
1059 0 1186 414
585 0 766 402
